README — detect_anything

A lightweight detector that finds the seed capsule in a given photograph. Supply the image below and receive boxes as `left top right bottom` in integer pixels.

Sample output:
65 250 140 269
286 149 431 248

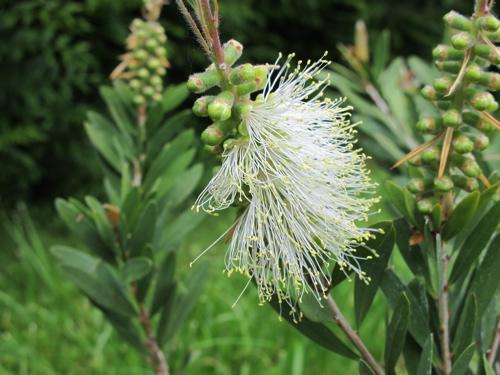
477 15 499 32
422 146 440 164
435 61 461 73
432 44 465 61
201 125 225 146
451 175 479 192
223 39 243 67
192 96 215 117
471 92 498 111
474 44 500 65
433 77 453 93
473 133 490 151
229 64 256 85
421 85 441 100
416 117 443 134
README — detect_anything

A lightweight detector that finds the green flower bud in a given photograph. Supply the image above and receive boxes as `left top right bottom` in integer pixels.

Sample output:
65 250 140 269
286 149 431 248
134 49 148 61
137 68 150 79
132 19 144 30
453 134 473 153
187 69 220 93
451 175 479 192
471 92 498 111
462 159 482 177
478 15 499 32
435 61 461 73
432 44 465 61
234 102 253 120
223 138 237 150
408 177 432 193
444 11 473 31
465 64 482 81
474 44 500 64
421 85 441 100
204 144 222 155
473 133 490 151
201 125 224 146
147 58 161 70
485 30 500 42
443 109 462 128
223 39 243 67
486 73 500 91
155 46 167 57
153 93 162 102
416 117 443 134
417 199 433 214
254 65 269 90
229 64 256 85
156 66 166 76
238 121 249 137
145 39 159 50
208 91 235 121
129 79 142 90
133 95 145 105
142 86 155 97
150 75 162 87
422 146 440 164
451 32 473 50
192 95 215 117
433 76 453 93
236 81 258 96
434 176 454 192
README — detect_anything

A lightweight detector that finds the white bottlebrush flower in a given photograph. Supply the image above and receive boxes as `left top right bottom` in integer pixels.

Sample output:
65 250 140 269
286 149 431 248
194 53 378 310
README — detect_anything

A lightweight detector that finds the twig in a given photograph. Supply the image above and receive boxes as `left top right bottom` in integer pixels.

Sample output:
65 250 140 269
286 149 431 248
488 319 500 366
326 295 385 375
139 303 170 375
436 235 452 374
391 132 444 169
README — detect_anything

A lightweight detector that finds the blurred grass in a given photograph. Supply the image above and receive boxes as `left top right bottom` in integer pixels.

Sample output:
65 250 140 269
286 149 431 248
0 162 402 375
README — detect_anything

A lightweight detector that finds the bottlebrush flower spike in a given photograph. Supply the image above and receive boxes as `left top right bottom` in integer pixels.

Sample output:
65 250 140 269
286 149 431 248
193 54 378 311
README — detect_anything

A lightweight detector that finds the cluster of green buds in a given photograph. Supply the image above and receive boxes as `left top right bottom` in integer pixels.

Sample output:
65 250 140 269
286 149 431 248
186 40 269 155
409 6 499 216
111 3 169 107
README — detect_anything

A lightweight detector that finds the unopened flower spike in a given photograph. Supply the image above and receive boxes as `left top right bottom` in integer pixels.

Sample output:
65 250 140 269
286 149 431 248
193 53 378 309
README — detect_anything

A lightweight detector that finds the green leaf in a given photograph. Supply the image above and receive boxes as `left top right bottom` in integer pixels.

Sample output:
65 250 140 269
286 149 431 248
267 295 358 359
450 201 500 283
157 261 208 344
416 335 433 375
147 110 192 160
84 116 122 171
384 181 410 222
128 200 157 256
450 343 475 375
358 360 376 375
100 85 135 136
381 270 430 346
299 293 331 323
442 192 480 240
407 56 440 85
102 310 144 353
159 163 203 205
393 218 430 281
354 221 395 326
162 82 189 113
469 234 500 317
121 257 153 283
452 294 477 356
385 293 410 374
372 29 390 78
151 252 176 316
52 246 136 316
84 196 117 254
157 210 205 251
145 129 195 190
482 355 496 375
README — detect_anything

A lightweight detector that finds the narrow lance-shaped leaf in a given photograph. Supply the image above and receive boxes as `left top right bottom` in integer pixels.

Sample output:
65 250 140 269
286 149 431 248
442 191 480 240
450 343 475 375
416 335 433 375
385 293 410 374
354 221 395 326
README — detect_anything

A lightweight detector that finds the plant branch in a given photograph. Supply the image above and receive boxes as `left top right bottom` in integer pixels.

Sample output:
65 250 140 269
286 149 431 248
200 0 225 67
436 235 452 374
326 295 385 375
488 319 500 365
